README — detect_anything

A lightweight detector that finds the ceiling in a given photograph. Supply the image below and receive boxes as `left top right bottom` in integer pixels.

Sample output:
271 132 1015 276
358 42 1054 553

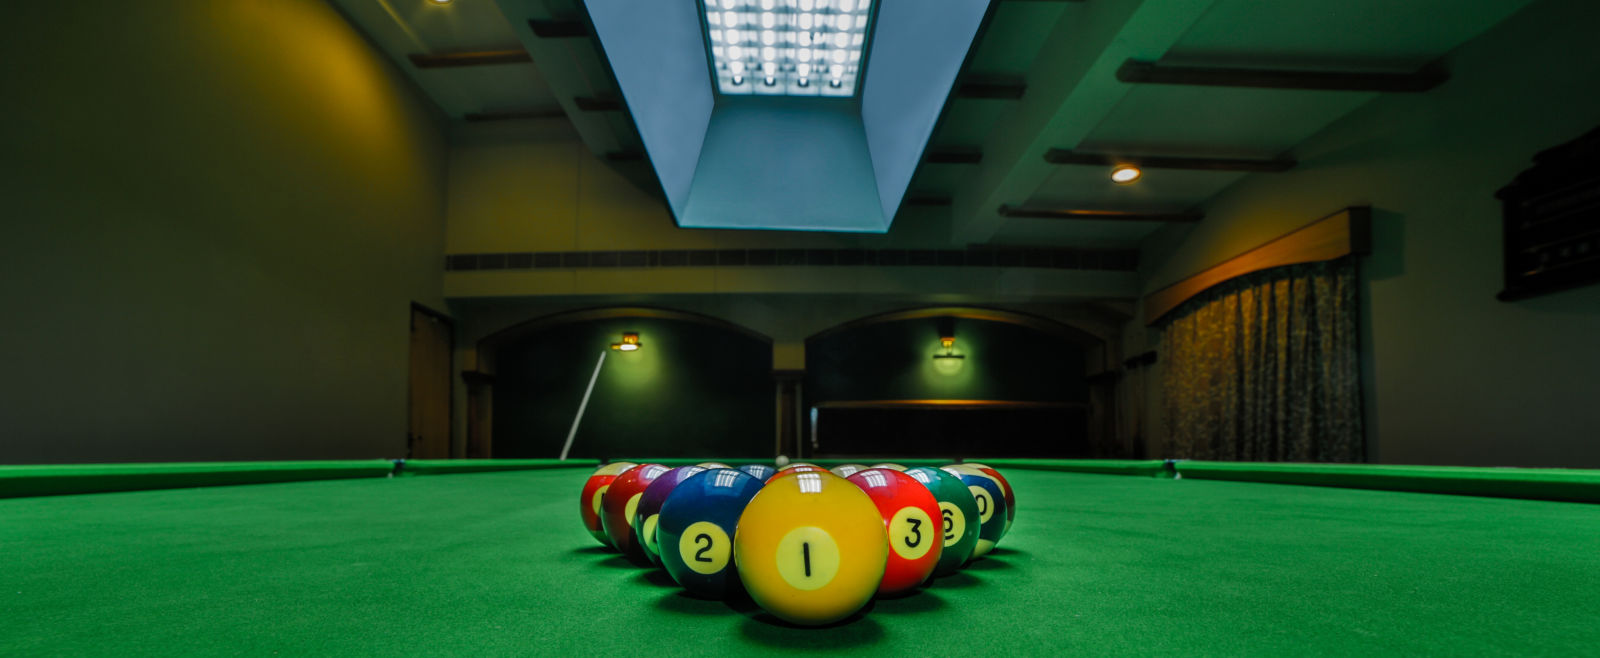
331 0 1535 248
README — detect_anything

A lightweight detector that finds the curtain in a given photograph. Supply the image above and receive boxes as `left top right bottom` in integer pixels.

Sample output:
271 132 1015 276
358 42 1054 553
1160 258 1363 462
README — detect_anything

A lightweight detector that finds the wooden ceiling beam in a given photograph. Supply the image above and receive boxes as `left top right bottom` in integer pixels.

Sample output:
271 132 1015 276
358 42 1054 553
998 205 1204 223
1044 149 1295 172
408 49 531 69
1117 60 1448 92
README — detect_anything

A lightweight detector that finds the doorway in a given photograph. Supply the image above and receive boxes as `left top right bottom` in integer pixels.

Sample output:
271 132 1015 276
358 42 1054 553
408 303 453 459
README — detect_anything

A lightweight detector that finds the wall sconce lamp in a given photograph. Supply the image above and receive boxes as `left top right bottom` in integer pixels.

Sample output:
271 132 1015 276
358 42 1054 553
610 332 641 352
933 334 965 374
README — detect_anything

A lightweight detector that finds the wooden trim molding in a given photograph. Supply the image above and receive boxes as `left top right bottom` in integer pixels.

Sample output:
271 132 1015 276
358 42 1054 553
1143 206 1372 325
999 205 1204 223
478 306 774 351
804 306 1103 345
1117 60 1447 93
1044 149 1295 172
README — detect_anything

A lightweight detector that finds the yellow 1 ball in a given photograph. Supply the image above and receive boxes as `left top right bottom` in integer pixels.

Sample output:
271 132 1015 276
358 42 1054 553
733 471 887 626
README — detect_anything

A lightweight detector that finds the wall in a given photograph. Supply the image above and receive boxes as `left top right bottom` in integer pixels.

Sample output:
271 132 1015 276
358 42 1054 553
804 316 1091 457
1134 0 1600 467
489 316 773 459
806 317 1088 404
0 1 448 462
441 120 1141 300
451 297 1127 457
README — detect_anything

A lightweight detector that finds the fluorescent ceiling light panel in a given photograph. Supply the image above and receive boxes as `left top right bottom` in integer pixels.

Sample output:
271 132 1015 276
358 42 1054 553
579 0 993 232
702 0 874 97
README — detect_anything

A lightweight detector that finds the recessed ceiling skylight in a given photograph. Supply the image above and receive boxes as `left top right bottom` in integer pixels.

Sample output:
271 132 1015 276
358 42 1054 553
701 0 875 97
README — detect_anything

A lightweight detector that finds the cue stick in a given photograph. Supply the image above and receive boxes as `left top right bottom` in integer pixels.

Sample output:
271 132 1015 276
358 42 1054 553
560 350 607 461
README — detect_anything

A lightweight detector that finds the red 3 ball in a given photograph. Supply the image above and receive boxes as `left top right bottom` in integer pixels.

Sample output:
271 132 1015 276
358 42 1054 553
601 463 670 564
845 468 943 595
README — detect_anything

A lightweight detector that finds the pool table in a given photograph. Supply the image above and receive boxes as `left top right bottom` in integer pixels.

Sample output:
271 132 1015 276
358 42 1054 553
2 459 1597 655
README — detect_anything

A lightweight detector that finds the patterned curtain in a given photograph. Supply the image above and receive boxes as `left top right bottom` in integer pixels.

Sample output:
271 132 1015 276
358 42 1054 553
1159 258 1364 462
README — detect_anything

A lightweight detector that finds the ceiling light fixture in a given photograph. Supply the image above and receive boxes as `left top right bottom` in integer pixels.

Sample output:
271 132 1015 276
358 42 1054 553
1111 164 1143 184
702 0 875 97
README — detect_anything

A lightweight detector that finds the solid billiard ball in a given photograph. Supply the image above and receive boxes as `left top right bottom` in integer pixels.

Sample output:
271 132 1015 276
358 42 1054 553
579 462 638 548
828 464 869 478
942 467 1007 558
737 464 776 481
657 468 765 598
845 468 942 594
949 464 1016 538
733 471 887 626
601 463 670 564
869 463 908 471
905 466 981 576
696 461 732 469
630 466 707 566
766 464 827 483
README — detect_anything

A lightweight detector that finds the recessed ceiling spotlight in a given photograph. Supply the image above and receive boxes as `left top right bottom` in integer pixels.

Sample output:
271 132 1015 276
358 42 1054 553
1111 164 1142 184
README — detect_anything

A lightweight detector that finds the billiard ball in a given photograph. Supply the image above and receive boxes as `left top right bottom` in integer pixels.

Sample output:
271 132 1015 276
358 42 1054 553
737 464 776 481
948 464 1016 538
845 468 942 594
870 463 908 471
601 463 670 564
973 466 1015 537
579 462 637 547
905 466 980 576
766 464 827 483
774 455 790 467
631 466 707 566
828 464 869 478
696 461 732 469
941 467 1007 558
733 471 887 626
657 468 765 598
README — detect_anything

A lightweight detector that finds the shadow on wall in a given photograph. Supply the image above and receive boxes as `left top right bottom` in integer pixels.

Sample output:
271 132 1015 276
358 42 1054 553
483 309 774 459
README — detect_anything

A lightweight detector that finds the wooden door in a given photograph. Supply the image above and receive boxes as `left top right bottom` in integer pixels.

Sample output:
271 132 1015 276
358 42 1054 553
407 304 453 459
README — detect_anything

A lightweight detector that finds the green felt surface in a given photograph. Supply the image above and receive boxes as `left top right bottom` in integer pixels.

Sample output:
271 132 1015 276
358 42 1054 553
400 459 592 475
1174 461 1600 503
0 461 395 499
980 458 1170 478
3 467 1598 656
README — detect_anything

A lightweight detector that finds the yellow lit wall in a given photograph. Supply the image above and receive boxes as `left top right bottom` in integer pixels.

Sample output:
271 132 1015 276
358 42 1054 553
1 1 448 462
